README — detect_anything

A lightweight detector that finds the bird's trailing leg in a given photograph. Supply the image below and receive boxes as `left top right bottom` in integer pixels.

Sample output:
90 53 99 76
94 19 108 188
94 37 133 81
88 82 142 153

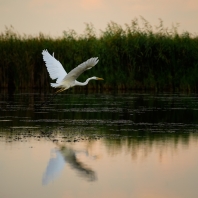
36 91 59 108
56 87 67 93
37 87 68 108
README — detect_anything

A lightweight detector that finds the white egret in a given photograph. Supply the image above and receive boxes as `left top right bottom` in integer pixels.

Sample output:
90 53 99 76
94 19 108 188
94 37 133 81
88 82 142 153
42 49 103 93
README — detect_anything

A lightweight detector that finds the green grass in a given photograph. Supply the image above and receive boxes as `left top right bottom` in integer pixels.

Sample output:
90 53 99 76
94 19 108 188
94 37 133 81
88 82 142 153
1 18 198 91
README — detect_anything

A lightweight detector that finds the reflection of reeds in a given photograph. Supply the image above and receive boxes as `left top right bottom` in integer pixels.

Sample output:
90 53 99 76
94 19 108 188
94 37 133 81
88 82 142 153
1 18 198 91
1 126 198 163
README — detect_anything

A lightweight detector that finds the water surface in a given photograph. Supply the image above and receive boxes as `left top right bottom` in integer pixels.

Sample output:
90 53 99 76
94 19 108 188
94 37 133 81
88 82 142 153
0 92 198 198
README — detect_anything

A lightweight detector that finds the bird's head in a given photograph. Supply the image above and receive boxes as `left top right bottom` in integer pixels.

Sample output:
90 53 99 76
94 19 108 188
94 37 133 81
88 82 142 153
93 76 104 80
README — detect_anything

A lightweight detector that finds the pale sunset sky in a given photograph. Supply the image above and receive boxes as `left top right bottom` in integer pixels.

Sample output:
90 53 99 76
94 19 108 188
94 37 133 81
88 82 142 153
0 0 198 37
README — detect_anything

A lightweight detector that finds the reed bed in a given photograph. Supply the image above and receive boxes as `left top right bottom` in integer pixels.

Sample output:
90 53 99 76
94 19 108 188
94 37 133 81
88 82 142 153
1 18 198 91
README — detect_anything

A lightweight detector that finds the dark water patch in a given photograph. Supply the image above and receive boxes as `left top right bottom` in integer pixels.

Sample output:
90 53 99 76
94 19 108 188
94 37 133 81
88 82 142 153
1 92 198 133
1 122 198 147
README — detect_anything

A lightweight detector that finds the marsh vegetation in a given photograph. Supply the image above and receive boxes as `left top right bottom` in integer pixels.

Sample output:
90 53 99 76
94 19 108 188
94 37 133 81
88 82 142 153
1 18 198 91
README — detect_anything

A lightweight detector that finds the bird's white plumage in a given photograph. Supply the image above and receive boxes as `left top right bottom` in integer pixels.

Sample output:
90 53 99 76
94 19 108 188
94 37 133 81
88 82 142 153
42 49 102 92
62 57 99 82
42 50 67 83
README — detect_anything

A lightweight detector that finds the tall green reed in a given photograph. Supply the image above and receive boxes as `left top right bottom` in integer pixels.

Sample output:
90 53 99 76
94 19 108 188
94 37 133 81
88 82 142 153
0 18 198 91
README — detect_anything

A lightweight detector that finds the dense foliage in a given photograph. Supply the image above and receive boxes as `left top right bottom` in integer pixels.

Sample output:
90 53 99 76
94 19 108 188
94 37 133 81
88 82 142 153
1 18 198 91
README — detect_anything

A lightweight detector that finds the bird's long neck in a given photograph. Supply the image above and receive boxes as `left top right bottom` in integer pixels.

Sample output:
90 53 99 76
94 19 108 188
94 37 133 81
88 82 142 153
75 77 94 86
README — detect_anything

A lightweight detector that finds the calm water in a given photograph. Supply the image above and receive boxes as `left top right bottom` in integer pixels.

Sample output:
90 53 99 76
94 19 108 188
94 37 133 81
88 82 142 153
1 92 198 198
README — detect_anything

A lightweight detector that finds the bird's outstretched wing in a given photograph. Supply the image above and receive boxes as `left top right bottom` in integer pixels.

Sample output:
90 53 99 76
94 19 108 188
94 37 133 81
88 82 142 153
42 49 67 83
63 57 99 82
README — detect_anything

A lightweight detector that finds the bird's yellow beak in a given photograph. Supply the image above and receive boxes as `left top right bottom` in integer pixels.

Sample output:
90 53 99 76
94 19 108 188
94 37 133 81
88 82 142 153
96 77 104 80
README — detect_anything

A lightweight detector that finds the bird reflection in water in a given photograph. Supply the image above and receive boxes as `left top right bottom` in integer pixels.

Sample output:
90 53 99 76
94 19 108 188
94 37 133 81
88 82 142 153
42 145 97 185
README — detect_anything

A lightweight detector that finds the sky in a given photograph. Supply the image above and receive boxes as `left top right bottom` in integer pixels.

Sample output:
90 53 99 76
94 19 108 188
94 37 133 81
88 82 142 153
0 0 198 37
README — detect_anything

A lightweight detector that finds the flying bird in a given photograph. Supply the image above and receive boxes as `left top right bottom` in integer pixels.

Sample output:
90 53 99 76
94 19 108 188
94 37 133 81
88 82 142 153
42 50 103 93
